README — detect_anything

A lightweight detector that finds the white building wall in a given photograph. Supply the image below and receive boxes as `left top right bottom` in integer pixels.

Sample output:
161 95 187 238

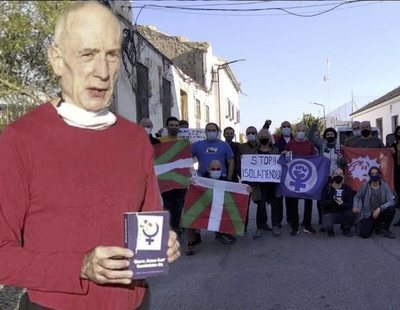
352 97 400 139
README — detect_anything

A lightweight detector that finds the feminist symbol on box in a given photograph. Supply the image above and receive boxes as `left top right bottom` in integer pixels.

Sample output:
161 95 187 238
285 159 317 192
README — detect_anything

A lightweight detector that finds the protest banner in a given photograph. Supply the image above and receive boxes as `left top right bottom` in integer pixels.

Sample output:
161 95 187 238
181 177 249 236
241 154 282 183
178 128 206 143
278 155 330 200
343 147 394 191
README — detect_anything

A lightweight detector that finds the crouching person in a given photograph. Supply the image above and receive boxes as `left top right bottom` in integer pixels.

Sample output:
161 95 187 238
353 166 396 239
321 168 356 237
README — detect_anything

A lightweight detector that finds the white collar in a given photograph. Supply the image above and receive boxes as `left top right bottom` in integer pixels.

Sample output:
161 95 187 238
55 101 116 130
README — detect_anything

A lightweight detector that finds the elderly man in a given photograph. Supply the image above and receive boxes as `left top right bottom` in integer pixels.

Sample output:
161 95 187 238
0 2 179 309
352 121 385 148
344 121 361 147
140 117 160 145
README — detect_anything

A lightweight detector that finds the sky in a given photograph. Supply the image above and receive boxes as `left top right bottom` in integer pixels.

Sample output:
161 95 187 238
133 1 400 133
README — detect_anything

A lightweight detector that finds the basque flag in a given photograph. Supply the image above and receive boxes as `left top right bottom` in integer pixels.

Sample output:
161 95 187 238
343 147 394 192
278 155 330 200
154 140 193 193
181 177 249 236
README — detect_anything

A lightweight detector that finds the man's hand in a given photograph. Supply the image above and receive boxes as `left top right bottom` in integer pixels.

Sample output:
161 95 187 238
167 230 180 263
352 207 360 214
334 197 343 206
373 207 381 219
81 246 134 285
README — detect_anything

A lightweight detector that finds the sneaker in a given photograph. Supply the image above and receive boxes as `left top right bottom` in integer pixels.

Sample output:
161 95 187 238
327 230 335 237
303 226 316 234
185 241 196 256
216 233 236 245
272 227 281 237
383 230 396 239
253 229 263 239
290 229 299 236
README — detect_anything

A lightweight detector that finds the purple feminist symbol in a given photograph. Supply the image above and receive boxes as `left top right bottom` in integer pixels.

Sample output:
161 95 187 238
142 221 160 245
288 161 312 191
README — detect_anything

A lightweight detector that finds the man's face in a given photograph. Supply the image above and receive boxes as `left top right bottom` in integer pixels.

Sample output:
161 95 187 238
167 120 180 136
295 124 306 133
53 8 121 111
140 119 153 130
360 122 371 131
224 129 235 142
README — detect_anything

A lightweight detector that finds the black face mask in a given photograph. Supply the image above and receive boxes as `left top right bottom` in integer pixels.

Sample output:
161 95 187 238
370 175 380 182
259 138 269 145
326 137 335 144
333 175 343 184
361 129 371 137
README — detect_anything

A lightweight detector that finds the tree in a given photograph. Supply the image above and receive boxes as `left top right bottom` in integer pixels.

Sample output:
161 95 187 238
298 113 325 134
0 1 71 130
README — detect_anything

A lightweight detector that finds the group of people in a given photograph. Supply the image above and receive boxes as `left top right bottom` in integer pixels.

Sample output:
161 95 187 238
142 116 400 257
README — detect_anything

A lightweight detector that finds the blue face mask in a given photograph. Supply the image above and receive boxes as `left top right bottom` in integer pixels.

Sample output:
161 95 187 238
282 127 291 137
353 129 361 137
296 131 305 140
210 170 222 179
207 132 218 141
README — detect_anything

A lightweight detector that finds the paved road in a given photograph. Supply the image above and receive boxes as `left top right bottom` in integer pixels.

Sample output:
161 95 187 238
2 202 400 310
148 203 400 310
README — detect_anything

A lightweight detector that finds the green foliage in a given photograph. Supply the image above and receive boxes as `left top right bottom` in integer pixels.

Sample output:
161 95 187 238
0 1 71 130
297 113 325 133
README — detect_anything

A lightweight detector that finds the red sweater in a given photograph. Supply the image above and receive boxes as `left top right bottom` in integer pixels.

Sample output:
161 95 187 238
0 103 162 309
285 139 316 156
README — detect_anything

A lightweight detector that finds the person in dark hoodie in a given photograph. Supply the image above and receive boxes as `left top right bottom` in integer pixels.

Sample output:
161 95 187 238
320 168 355 237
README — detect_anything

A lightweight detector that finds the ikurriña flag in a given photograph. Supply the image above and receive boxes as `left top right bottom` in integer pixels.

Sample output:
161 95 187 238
343 147 394 192
181 177 249 236
278 155 330 200
154 140 193 193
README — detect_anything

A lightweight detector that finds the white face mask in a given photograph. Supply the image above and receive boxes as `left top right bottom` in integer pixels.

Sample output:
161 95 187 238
144 127 152 134
282 127 291 137
210 170 222 179
246 134 256 142
55 101 116 130
296 131 305 140
207 132 218 141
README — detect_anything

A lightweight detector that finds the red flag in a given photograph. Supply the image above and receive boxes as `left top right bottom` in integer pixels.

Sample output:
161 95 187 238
343 147 394 191
181 177 249 236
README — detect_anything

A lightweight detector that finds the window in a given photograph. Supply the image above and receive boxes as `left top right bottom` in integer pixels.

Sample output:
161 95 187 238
231 105 235 121
376 117 383 138
136 63 149 121
180 90 188 121
236 109 240 124
392 115 398 132
226 99 231 118
162 78 172 126
195 99 201 119
205 105 210 123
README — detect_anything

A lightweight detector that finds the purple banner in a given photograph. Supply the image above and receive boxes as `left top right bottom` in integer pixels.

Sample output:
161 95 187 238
278 155 330 200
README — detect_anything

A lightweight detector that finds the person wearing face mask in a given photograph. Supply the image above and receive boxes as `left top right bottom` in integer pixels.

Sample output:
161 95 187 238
352 121 385 148
237 126 259 231
251 129 281 238
320 168 355 237
275 121 293 227
140 118 160 145
192 123 234 181
344 121 361 147
285 122 317 236
353 167 396 239
390 126 400 223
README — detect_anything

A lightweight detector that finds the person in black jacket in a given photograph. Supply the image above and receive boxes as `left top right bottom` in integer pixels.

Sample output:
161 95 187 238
321 168 356 237
140 118 160 145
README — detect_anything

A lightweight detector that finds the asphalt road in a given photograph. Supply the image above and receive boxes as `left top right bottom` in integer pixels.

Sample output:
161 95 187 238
2 202 400 310
148 202 400 310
